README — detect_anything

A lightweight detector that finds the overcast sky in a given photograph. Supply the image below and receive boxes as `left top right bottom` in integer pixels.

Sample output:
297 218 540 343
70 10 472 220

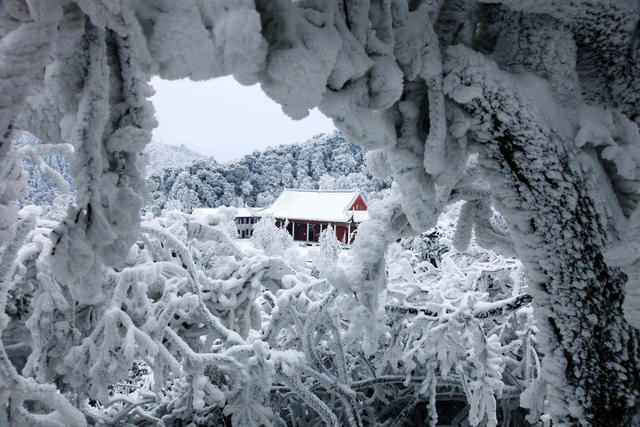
150 76 335 162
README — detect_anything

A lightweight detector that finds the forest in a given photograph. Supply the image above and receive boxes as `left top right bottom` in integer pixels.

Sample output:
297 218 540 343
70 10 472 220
148 131 391 214
14 130 390 218
1 1 639 426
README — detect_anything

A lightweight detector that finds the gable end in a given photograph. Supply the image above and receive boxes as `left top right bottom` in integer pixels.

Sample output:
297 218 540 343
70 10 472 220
349 195 367 211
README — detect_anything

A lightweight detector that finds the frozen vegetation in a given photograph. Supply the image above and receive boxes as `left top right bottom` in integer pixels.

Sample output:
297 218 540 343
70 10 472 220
13 135 212 220
14 130 389 220
144 141 213 178
5 199 535 426
1 1 639 426
11 132 75 220
148 131 391 214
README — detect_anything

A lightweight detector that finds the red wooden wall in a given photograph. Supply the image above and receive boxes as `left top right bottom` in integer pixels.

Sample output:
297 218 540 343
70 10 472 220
349 195 367 210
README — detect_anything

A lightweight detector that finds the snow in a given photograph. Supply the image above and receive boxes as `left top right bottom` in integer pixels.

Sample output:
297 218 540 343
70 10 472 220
352 210 369 223
191 206 261 221
262 189 363 223
235 207 261 218
2 1 640 426
144 140 212 177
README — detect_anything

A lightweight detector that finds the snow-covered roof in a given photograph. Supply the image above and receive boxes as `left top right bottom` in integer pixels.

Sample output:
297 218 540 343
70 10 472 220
236 207 261 217
191 206 260 220
262 189 363 223
352 210 369 223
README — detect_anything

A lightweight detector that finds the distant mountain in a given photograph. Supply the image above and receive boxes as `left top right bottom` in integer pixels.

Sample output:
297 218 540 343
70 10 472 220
145 141 213 177
147 131 392 215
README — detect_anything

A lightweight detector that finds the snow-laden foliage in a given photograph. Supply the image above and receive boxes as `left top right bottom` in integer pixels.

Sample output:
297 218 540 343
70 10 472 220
145 140 213 178
148 131 391 213
2 0 640 425
11 132 74 220
4 208 291 425
312 225 343 277
251 214 294 257
2 201 536 426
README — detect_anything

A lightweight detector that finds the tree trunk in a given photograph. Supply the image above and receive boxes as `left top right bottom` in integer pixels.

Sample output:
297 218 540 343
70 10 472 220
444 45 640 425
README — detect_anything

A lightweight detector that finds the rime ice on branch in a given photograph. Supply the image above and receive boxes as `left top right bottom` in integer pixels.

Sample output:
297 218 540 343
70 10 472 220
1 0 640 426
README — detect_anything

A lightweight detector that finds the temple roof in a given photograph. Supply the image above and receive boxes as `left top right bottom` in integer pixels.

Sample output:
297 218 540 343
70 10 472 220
262 189 366 223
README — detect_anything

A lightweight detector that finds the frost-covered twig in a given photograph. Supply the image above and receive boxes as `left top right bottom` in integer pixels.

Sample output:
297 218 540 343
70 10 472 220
142 224 244 345
280 374 340 427
385 293 531 320
385 304 438 318
352 375 426 389
473 294 533 319
17 141 74 193
103 397 155 425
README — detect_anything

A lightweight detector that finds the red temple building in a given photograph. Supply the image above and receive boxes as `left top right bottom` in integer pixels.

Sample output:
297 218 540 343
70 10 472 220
263 189 368 244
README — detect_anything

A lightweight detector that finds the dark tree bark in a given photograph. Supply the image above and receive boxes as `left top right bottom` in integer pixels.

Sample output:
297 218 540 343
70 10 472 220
445 41 640 424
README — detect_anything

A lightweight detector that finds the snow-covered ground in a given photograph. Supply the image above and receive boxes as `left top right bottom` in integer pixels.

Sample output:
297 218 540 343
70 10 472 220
235 237 350 263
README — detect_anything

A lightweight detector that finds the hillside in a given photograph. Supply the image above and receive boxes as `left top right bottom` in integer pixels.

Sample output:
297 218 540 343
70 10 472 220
14 132 390 219
147 131 391 214
145 140 213 177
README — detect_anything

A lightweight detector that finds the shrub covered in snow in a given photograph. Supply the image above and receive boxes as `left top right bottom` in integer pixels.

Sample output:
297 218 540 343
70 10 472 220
1 185 538 426
312 225 343 276
251 214 294 257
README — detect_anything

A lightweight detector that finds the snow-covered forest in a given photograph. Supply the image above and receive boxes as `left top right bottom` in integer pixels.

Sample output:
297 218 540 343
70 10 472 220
148 131 391 213
15 130 390 218
1 1 639 426
144 140 213 178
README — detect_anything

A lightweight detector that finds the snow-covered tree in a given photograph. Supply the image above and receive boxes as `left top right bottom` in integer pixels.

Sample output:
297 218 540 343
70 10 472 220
148 131 389 212
318 173 336 191
313 225 342 276
12 132 74 220
1 1 639 425
241 180 253 197
255 192 275 208
251 215 294 257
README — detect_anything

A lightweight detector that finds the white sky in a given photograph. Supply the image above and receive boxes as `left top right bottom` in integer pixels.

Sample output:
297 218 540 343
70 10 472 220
150 76 335 162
